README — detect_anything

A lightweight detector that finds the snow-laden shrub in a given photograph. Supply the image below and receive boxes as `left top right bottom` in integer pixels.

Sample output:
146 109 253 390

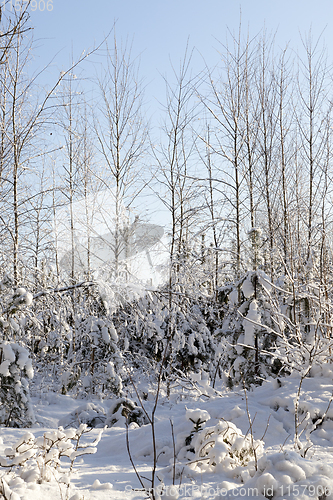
192 419 264 473
29 280 125 399
113 289 217 381
0 342 35 427
58 398 148 429
7 287 33 315
0 424 104 495
175 407 264 474
58 403 107 429
270 279 333 379
233 450 333 500
74 315 123 397
159 407 264 486
0 278 35 427
180 408 211 456
105 398 149 428
218 270 279 388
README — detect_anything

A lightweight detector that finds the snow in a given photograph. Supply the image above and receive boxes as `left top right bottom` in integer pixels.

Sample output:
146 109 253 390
12 288 33 307
242 278 254 298
243 300 260 346
1 373 333 500
0 359 11 376
92 479 113 490
24 293 33 306
185 408 210 424
257 270 272 293
228 289 239 304
2 342 16 362
109 324 118 342
101 326 110 344
9 318 20 332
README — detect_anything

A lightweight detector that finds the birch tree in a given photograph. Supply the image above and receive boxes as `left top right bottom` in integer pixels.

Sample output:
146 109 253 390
93 36 148 279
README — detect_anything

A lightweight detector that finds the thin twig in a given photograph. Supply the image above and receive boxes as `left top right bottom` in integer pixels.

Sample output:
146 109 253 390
125 420 146 490
170 418 176 485
261 414 271 441
242 375 258 471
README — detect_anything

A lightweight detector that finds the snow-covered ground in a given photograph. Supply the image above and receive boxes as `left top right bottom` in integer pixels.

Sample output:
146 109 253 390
2 373 333 500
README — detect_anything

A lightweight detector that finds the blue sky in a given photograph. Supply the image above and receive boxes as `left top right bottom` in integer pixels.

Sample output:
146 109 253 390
27 0 333 113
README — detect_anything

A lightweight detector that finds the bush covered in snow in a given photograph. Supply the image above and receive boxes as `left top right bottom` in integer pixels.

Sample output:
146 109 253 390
0 279 35 427
0 424 104 498
58 402 107 428
193 418 264 473
105 397 149 428
113 289 218 381
237 450 333 500
217 270 280 387
0 342 35 427
173 407 263 476
58 397 149 429
29 281 125 399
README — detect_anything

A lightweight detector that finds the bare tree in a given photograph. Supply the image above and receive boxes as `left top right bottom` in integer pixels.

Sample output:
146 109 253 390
202 26 250 281
254 32 280 279
0 1 104 285
196 123 230 296
93 35 148 278
296 32 332 264
56 69 87 283
275 46 294 267
152 45 202 287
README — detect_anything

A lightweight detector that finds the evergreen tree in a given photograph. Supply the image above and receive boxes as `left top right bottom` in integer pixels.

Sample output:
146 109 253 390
0 277 35 426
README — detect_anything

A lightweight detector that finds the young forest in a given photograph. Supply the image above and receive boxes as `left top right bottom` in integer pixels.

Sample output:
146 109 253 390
1 4 333 500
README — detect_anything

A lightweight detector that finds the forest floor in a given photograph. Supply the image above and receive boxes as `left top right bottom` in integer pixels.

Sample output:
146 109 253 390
2 372 333 500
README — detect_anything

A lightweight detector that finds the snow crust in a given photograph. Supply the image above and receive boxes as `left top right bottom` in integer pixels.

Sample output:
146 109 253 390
242 278 254 298
1 373 333 499
243 300 260 346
